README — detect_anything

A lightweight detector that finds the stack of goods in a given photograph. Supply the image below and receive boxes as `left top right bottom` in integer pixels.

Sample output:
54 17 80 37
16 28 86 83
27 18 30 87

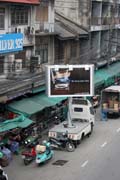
108 100 114 109
114 101 119 111
102 103 108 110
36 145 46 153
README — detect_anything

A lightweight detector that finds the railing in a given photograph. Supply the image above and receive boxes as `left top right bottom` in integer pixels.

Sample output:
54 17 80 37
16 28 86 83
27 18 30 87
35 22 54 34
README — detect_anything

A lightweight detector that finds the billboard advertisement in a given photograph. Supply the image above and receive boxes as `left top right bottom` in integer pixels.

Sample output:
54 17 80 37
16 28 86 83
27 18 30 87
46 65 94 97
0 33 23 54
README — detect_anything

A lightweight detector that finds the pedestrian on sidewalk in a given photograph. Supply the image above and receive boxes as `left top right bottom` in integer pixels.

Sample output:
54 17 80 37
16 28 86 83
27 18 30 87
101 109 108 121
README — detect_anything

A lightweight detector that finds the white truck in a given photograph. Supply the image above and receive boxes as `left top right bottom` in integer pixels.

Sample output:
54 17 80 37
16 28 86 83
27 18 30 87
101 85 120 117
48 97 95 147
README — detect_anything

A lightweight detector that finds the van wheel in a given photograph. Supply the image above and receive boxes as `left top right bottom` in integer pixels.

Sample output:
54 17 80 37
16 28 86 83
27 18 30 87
90 123 93 135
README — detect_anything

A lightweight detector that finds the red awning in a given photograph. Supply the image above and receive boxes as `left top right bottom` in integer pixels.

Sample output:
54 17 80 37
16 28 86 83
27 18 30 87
0 0 40 4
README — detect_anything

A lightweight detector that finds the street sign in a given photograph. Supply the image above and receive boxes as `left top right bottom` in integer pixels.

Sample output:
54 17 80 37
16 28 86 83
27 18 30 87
0 33 23 54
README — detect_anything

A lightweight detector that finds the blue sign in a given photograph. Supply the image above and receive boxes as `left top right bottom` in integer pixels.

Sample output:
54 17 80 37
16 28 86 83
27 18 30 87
0 33 23 54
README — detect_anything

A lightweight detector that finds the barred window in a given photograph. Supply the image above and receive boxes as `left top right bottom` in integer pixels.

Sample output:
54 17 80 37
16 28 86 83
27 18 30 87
35 44 48 64
70 41 77 58
0 8 5 29
11 6 29 25
0 56 4 74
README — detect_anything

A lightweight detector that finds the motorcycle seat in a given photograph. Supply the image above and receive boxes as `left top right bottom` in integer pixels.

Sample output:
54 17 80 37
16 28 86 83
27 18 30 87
21 151 32 156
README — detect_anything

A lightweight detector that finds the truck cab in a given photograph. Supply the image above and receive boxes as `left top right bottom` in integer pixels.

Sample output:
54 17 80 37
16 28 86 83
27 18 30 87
69 97 95 125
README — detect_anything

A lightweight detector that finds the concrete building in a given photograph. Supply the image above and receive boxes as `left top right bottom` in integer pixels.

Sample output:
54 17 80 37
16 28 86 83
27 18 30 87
55 0 120 65
0 0 55 102
54 12 89 65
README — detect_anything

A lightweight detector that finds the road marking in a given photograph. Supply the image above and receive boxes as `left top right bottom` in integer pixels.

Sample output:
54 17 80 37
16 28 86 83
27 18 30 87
81 160 88 168
116 128 120 133
101 142 107 148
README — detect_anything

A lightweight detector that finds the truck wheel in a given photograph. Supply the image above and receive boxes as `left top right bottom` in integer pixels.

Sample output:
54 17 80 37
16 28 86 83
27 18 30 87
81 133 84 140
66 142 75 152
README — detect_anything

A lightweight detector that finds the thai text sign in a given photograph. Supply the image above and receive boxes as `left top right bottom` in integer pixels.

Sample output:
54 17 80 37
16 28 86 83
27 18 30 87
0 33 23 54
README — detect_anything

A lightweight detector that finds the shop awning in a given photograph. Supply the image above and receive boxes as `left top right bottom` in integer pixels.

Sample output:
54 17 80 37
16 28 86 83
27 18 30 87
94 61 120 88
0 115 33 133
7 93 66 116
32 85 45 94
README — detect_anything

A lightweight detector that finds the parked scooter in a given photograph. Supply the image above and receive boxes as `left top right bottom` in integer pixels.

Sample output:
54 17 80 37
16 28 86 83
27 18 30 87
35 141 54 166
49 134 75 152
21 147 36 165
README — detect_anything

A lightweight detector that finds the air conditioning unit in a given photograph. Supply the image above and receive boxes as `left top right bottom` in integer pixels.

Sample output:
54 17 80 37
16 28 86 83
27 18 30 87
11 27 17 33
14 59 22 72
31 27 34 34
18 28 21 33
31 55 41 65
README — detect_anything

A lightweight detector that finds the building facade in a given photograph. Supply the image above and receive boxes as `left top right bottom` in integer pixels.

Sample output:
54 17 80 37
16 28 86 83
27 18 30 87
0 0 55 101
55 0 120 65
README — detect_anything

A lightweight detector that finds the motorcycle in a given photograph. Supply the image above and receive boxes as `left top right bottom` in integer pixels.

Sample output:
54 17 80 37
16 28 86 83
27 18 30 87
49 135 75 152
21 147 36 165
35 141 54 166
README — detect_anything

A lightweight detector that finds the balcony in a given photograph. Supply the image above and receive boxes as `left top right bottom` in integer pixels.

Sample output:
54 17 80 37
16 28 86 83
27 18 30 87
91 17 120 26
35 22 55 35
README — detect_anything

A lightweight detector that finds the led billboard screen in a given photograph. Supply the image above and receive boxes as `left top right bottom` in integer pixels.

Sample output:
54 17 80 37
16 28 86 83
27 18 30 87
46 65 94 97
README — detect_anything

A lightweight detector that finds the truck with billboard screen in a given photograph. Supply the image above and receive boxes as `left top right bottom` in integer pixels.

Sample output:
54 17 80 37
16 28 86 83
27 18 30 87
48 97 95 148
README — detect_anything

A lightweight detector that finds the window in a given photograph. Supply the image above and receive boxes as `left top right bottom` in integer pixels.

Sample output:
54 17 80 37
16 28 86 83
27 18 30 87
0 8 5 29
70 41 77 58
11 5 29 25
36 4 48 22
74 107 83 112
35 44 48 63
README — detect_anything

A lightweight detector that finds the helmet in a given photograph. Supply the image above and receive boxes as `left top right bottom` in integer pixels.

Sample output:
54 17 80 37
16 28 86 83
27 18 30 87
42 140 47 145
0 152 3 158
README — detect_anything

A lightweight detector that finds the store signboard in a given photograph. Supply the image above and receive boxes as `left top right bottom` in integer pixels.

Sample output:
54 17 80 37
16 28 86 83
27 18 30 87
0 33 23 54
46 64 94 97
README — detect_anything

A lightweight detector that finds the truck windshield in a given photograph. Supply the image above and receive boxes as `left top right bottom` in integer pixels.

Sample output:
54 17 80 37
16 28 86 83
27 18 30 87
72 99 88 105
72 119 88 123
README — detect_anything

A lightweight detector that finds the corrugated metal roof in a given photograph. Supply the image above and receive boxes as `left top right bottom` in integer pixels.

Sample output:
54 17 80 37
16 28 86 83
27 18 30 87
55 13 88 40
0 0 39 4
55 23 75 40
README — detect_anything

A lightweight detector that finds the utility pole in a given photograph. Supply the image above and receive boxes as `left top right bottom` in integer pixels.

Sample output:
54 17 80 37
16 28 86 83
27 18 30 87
107 1 116 67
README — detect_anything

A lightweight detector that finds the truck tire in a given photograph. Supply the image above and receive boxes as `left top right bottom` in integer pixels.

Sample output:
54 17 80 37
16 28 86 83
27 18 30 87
66 142 75 152
81 133 84 140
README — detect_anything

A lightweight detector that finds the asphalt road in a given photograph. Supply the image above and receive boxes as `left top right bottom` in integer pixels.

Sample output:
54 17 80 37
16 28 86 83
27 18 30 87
4 108 120 180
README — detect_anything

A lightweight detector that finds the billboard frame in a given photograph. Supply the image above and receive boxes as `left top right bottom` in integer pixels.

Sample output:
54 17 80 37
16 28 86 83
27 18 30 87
46 64 94 97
